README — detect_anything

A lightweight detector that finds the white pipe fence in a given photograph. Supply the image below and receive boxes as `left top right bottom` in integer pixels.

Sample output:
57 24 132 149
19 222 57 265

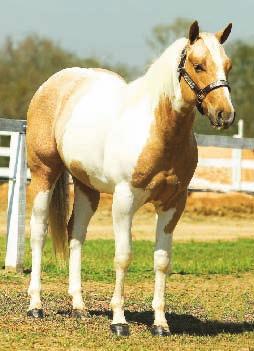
0 119 27 272
1 118 254 272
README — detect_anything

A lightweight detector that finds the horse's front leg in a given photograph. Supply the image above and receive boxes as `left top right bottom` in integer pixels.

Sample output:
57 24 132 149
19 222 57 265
110 183 138 336
152 191 187 336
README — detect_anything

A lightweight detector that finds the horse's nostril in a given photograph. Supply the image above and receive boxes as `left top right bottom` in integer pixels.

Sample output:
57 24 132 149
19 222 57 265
217 111 223 118
217 111 224 126
220 111 235 129
225 112 236 126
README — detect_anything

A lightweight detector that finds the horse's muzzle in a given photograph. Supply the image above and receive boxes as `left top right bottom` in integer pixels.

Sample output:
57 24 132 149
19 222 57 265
210 111 236 129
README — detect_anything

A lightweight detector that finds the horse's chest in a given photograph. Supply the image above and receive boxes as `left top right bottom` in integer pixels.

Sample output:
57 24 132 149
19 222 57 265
132 144 198 209
146 169 180 204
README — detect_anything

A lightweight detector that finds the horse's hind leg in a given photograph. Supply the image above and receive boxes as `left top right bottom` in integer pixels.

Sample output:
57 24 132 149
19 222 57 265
27 165 63 318
68 179 100 317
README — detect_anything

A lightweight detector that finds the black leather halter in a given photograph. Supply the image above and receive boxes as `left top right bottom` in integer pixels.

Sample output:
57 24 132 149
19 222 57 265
177 47 231 115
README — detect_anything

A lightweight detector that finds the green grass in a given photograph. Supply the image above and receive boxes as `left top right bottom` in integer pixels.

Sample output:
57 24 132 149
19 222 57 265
1 237 254 282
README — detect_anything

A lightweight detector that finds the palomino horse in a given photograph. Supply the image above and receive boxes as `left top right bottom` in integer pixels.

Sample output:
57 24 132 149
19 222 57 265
26 21 235 336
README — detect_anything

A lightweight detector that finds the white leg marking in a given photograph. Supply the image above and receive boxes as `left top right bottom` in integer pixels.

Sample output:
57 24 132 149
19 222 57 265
110 183 142 325
68 186 94 310
28 189 54 310
152 208 176 328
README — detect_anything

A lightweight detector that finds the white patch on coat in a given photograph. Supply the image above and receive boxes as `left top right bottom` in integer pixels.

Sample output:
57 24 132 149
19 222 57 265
60 40 192 196
61 70 126 193
61 70 156 194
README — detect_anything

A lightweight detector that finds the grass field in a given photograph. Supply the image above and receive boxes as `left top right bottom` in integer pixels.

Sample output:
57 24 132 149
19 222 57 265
0 237 254 350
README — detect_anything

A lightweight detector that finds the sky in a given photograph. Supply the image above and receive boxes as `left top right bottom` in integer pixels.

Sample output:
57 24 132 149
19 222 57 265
0 0 253 67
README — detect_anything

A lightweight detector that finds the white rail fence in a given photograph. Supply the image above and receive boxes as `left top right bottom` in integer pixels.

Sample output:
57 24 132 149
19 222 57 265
0 119 27 272
1 118 254 272
191 120 254 193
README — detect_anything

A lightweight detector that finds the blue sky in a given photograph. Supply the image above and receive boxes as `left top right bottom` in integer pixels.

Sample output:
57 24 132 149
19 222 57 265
0 0 253 67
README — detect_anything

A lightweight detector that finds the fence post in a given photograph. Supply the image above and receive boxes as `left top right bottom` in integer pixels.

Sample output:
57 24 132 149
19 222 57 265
5 131 27 272
232 120 244 191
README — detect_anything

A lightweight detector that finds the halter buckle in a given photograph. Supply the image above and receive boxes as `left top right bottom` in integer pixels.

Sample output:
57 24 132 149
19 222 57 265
197 91 206 102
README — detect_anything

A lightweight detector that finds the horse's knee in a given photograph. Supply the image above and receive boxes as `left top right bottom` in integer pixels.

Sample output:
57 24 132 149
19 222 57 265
69 237 85 249
114 253 132 271
154 250 171 273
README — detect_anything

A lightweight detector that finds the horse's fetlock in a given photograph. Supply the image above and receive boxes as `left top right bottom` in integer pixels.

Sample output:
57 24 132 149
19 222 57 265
154 251 170 272
111 296 124 309
152 297 165 311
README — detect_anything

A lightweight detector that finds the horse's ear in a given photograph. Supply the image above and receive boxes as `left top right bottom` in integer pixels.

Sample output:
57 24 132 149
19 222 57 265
189 21 200 44
216 23 232 44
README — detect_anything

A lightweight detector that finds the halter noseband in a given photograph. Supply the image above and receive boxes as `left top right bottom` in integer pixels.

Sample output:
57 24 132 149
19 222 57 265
177 47 231 115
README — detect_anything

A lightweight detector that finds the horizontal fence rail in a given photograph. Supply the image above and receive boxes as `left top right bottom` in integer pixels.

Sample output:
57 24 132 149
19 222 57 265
196 133 254 149
0 118 26 133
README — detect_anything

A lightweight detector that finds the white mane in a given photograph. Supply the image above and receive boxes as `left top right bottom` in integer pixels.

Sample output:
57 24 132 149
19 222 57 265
144 38 188 111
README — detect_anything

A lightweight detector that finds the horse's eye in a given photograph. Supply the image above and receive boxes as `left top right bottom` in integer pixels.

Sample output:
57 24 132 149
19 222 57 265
194 64 205 73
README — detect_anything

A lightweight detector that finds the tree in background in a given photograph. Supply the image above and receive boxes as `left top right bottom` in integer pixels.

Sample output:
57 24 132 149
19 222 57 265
0 20 254 137
226 41 254 137
0 35 133 119
147 17 194 56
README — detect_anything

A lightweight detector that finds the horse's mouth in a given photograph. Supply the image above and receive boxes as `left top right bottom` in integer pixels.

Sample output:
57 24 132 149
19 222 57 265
208 115 226 130
208 117 223 130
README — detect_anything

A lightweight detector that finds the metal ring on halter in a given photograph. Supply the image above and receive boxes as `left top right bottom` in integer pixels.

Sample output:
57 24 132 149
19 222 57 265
177 47 231 115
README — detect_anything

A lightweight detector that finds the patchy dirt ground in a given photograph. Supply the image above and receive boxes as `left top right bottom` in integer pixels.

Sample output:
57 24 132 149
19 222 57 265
0 271 254 351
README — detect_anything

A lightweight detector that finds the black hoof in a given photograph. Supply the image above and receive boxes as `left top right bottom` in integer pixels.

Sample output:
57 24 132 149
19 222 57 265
27 308 44 319
151 325 171 337
72 309 89 319
110 323 130 336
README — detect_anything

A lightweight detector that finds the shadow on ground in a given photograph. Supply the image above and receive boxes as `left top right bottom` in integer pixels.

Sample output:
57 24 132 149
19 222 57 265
88 309 254 336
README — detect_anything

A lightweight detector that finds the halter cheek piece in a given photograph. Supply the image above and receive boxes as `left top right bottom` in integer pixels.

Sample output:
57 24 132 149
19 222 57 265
177 47 231 115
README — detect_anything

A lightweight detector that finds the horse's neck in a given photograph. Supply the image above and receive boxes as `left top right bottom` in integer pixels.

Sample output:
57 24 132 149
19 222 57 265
154 95 195 147
144 38 188 112
144 38 195 146
125 38 195 150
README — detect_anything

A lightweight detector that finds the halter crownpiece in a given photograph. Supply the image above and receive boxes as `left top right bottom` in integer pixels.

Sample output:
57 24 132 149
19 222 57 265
177 47 231 115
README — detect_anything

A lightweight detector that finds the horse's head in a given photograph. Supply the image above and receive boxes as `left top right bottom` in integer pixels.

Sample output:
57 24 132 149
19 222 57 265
179 21 235 129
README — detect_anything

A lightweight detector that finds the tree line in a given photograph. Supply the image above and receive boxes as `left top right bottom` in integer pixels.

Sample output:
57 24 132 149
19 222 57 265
0 18 253 137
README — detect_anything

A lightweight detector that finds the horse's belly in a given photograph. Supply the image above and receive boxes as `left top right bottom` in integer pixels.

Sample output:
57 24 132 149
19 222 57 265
62 127 115 193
